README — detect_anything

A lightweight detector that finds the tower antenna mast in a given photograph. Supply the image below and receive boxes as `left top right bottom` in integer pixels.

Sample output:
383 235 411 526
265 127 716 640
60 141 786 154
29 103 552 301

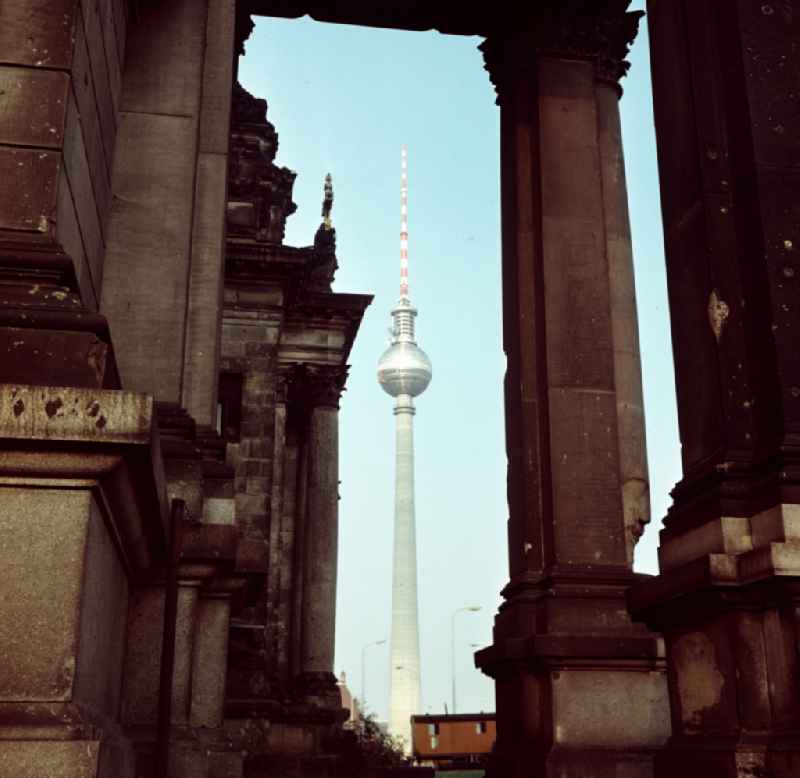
400 145 409 299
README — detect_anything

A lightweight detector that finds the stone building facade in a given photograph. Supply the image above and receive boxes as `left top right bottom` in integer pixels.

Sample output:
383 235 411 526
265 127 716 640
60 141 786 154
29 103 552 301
2 1 800 778
220 82 371 767
0 2 368 777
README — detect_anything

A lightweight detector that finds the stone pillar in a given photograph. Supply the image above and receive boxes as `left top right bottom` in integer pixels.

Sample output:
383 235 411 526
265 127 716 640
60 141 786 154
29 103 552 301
629 3 800 776
475 4 669 776
181 0 236 426
298 365 346 701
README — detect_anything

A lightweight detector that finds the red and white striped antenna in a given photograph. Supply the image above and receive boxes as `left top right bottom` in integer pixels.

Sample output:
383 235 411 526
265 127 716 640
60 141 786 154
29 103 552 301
400 145 409 299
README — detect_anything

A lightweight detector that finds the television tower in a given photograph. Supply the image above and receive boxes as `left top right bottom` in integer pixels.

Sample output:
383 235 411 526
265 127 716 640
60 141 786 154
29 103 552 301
377 146 432 750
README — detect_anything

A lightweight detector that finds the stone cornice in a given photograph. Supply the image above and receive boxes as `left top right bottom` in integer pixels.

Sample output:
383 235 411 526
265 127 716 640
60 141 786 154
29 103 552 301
248 1 641 48
246 0 486 36
480 1 643 103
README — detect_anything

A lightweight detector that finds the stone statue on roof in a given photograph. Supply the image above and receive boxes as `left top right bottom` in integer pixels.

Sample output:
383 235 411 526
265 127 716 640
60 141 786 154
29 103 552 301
321 173 334 230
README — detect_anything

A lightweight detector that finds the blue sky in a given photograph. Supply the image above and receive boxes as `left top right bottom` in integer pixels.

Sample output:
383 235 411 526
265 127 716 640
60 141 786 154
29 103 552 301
239 0 680 721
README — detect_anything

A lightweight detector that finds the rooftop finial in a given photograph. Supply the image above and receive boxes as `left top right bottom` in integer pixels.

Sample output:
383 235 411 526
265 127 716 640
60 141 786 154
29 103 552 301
322 173 334 230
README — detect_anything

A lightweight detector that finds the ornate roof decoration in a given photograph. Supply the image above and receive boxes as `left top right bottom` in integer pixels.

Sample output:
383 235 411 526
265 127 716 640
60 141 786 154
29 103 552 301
227 82 298 244
309 175 337 292
225 86 340 292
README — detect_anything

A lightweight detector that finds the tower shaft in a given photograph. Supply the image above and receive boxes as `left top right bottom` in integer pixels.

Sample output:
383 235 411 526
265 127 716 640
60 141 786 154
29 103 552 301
388 394 421 748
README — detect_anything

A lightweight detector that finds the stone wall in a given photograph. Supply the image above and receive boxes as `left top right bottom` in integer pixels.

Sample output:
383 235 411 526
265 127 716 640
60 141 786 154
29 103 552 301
220 307 281 699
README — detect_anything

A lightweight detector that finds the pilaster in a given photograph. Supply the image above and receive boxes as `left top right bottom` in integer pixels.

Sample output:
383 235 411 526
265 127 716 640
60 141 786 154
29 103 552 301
101 0 236 423
476 4 668 776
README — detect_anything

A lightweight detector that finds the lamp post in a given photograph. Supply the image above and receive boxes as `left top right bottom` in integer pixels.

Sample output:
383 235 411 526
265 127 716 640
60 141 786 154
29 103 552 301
451 606 481 714
361 639 386 714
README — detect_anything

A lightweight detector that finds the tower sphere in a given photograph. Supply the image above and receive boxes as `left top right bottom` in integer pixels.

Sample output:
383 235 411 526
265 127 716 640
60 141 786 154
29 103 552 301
377 340 432 398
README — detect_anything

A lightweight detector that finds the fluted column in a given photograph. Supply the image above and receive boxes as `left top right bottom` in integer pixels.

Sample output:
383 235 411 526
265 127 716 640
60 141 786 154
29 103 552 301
389 393 421 750
476 4 668 776
298 365 347 700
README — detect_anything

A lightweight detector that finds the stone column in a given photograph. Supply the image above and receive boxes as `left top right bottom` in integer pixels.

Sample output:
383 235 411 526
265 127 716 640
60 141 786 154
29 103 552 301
629 2 800 775
596 76 651 564
475 4 669 776
298 365 346 702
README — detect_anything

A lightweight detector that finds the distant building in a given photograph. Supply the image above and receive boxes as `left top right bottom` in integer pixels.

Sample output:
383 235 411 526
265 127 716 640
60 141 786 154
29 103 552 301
411 713 496 770
338 671 362 728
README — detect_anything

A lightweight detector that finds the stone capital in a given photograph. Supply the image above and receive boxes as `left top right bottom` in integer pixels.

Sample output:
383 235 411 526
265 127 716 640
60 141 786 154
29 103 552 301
480 1 643 102
287 364 348 409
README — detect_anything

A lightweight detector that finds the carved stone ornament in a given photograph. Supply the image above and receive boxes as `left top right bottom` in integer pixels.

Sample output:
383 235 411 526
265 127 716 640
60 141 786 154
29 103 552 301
480 0 643 103
287 364 349 409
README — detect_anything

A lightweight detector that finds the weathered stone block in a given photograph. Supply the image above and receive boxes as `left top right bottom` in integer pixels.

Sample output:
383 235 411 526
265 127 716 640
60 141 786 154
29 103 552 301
0 67 69 148
0 741 100 778
120 0 205 118
202 496 236 524
190 597 231 728
552 669 669 748
0 0 79 69
0 146 59 234
245 342 274 357
235 492 268 516
246 477 271 495
0 488 93 701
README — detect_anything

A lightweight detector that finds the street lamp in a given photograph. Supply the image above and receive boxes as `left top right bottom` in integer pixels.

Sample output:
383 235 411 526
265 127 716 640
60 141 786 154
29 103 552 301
451 606 481 714
361 639 386 713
